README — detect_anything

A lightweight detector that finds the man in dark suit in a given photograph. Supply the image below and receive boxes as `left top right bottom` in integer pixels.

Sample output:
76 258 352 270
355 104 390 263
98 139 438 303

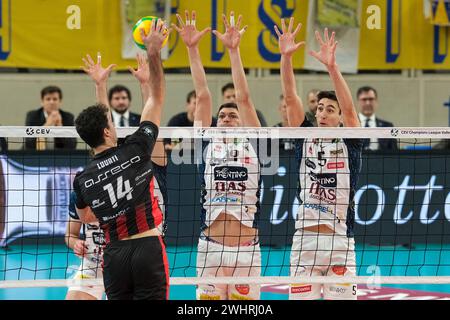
25 86 76 150
357 86 398 151
108 85 141 127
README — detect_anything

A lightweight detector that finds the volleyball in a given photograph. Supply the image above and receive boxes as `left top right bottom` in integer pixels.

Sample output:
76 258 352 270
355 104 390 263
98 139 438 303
132 16 169 49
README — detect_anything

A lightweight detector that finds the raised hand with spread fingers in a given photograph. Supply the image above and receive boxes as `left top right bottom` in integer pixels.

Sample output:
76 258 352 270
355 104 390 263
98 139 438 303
172 10 211 48
173 10 213 127
212 12 247 50
213 12 260 127
82 52 116 106
274 17 305 127
309 28 337 69
310 29 360 127
274 17 305 57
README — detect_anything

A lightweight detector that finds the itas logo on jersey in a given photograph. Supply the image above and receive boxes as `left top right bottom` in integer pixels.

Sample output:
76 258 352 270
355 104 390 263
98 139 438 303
309 173 337 187
214 166 248 181
309 183 336 203
215 181 246 192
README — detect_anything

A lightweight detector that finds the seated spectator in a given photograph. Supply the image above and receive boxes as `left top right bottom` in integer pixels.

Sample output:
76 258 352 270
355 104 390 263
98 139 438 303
273 94 295 150
108 85 140 127
0 135 6 154
165 90 217 150
25 86 76 150
357 86 398 151
221 82 268 126
305 89 319 126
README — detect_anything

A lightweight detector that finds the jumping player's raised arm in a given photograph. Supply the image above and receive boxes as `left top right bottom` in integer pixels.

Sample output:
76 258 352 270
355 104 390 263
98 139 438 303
213 12 260 127
139 19 170 127
173 10 212 127
82 53 116 107
129 53 167 166
309 29 360 128
275 18 305 127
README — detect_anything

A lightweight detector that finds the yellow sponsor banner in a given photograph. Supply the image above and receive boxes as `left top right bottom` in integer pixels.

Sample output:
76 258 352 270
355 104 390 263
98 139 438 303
0 0 450 70
359 0 450 70
0 0 130 69
165 0 308 68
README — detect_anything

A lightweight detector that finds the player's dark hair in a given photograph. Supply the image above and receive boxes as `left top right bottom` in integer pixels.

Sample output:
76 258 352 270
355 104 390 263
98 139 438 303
221 82 235 95
317 90 341 114
108 85 132 102
75 104 110 148
357 86 378 99
41 86 62 100
217 102 238 115
186 90 196 103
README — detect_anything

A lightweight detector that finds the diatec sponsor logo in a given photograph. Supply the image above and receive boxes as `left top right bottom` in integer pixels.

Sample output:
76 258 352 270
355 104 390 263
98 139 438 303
291 285 312 294
235 284 250 295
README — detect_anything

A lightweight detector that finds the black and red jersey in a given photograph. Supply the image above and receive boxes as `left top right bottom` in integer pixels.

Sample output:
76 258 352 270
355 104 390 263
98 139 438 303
73 121 162 244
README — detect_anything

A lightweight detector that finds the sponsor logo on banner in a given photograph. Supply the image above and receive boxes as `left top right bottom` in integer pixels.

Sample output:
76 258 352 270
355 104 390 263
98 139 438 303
214 166 248 181
309 172 337 187
26 128 51 135
327 162 345 170
305 158 316 169
235 284 250 295
332 265 348 276
291 285 312 294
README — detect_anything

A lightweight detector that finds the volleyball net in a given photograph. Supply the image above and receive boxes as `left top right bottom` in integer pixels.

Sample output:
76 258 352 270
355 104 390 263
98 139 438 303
1 126 450 290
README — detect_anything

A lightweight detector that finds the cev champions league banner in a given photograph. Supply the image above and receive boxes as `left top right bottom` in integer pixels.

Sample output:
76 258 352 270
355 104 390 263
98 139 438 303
0 0 450 70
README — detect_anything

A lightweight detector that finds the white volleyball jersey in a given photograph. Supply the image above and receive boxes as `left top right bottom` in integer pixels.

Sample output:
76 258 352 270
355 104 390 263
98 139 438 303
199 139 261 230
295 121 362 237
81 222 105 267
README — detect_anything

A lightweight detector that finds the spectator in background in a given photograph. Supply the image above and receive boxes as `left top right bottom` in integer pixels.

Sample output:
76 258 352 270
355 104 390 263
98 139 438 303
25 86 76 150
357 86 398 151
165 90 217 150
108 85 140 127
305 89 319 126
0 136 6 153
221 82 268 126
273 94 295 150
